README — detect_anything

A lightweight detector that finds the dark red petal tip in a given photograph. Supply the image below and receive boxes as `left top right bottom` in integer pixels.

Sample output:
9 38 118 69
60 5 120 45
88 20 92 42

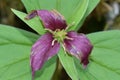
25 10 37 20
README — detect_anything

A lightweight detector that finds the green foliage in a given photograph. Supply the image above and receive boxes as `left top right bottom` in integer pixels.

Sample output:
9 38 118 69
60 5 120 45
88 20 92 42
76 0 100 30
58 47 79 80
75 30 120 80
21 0 88 24
0 25 56 80
3 0 117 80
58 30 120 80
87 30 120 80
12 0 100 34
11 9 45 34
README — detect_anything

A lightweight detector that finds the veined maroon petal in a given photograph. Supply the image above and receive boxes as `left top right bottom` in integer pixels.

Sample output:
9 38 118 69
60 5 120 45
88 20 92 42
25 10 67 30
31 33 60 80
37 10 67 31
64 31 93 68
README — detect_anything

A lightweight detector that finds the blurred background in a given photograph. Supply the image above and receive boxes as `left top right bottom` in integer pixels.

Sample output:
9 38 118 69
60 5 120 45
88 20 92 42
0 0 120 80
0 0 35 32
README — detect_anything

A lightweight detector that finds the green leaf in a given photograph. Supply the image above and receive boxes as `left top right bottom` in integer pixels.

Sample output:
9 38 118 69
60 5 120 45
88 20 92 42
0 24 56 80
76 0 100 30
74 30 120 80
58 47 79 80
67 0 89 30
13 0 99 34
88 30 120 72
21 0 88 31
11 9 45 34
75 59 97 80
84 0 100 19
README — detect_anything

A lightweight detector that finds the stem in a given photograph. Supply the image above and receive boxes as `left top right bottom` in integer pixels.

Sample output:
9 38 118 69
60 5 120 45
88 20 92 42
52 58 62 80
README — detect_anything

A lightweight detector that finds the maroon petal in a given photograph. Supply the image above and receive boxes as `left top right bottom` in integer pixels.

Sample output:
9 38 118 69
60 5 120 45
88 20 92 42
31 33 60 80
37 10 67 30
25 10 67 31
64 31 93 68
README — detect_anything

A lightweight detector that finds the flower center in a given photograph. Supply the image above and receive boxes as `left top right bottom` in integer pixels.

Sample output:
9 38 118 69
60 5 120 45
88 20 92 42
53 29 67 42
45 28 72 45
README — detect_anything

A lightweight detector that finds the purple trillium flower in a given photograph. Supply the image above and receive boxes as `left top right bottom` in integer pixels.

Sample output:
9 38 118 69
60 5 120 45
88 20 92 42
25 10 93 80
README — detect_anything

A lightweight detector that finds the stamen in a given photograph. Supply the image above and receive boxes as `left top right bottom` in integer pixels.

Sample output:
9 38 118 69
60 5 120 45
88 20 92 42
65 22 75 30
53 29 67 42
52 39 57 46
65 36 73 40
62 43 67 54
45 28 54 34
54 29 60 32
